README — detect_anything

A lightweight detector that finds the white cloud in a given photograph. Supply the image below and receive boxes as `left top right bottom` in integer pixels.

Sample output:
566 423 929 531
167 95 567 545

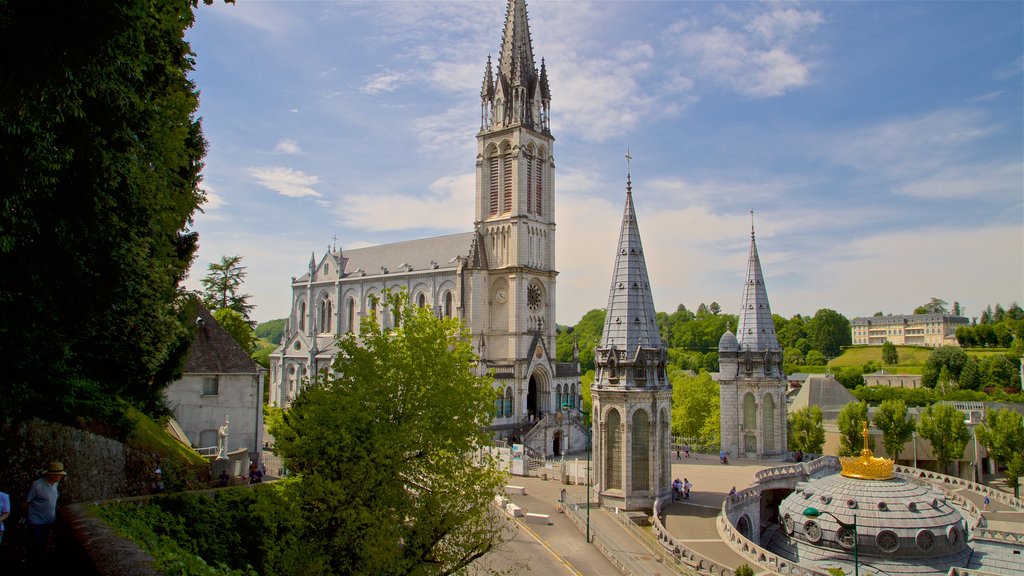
333 172 475 233
993 55 1023 80
363 70 408 95
827 109 998 176
250 166 321 198
670 5 822 97
273 138 301 155
895 162 1023 200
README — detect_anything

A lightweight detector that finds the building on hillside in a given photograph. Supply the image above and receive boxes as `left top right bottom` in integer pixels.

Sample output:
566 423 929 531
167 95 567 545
850 313 969 347
863 369 922 389
267 0 584 458
718 220 788 459
164 303 264 459
590 170 672 512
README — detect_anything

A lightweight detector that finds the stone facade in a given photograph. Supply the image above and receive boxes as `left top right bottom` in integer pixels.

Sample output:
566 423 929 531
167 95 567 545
718 223 788 459
591 177 673 511
267 0 582 457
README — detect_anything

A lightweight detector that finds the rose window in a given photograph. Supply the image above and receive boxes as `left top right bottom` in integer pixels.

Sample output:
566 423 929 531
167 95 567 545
804 521 822 543
916 530 935 551
837 526 856 550
527 282 542 310
876 530 900 553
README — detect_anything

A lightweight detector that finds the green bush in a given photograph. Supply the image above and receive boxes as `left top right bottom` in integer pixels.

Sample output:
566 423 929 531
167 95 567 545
735 565 755 576
93 482 319 575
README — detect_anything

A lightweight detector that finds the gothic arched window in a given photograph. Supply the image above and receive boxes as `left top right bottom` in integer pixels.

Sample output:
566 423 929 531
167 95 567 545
443 291 453 318
495 388 504 419
298 301 306 332
504 387 513 417
501 144 512 214
319 298 332 333
347 298 356 333
534 149 543 216
632 410 650 491
606 409 622 490
488 150 500 216
417 292 426 308
743 392 757 430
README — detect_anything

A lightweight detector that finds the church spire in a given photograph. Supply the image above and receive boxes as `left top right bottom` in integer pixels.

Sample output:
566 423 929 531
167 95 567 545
482 0 548 132
600 156 662 353
735 211 780 351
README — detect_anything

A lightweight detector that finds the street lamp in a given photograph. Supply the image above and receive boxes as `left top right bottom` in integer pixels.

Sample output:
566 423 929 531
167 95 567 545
565 401 591 543
803 507 858 576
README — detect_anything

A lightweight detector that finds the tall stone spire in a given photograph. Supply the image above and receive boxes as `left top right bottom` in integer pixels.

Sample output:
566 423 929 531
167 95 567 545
735 212 780 351
598 162 663 376
481 0 549 132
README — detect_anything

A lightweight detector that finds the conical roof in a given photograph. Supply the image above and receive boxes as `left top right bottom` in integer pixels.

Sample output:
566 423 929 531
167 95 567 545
498 0 536 85
736 220 780 351
600 177 662 352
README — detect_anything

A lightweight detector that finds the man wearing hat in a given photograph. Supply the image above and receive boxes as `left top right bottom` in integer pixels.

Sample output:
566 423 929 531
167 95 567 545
23 461 67 571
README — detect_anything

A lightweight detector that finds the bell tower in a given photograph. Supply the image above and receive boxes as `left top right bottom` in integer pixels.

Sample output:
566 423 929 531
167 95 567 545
472 0 556 369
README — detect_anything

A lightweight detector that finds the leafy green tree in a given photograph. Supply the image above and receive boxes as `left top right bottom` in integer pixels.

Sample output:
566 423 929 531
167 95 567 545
271 290 508 574
837 401 873 456
212 308 258 355
788 406 825 454
917 403 970 475
922 346 971 390
805 350 826 366
873 399 914 460
555 308 605 372
201 255 254 322
975 408 1024 498
709 301 721 315
808 309 851 358
952 301 961 316
777 314 808 349
255 318 287 344
0 0 213 422
914 298 949 315
881 341 899 365
670 370 719 439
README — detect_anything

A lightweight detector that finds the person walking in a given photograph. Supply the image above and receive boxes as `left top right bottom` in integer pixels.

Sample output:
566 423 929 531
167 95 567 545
683 443 690 458
683 478 692 500
23 461 67 572
983 495 990 511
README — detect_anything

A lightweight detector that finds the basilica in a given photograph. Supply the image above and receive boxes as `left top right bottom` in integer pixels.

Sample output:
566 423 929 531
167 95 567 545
268 0 586 458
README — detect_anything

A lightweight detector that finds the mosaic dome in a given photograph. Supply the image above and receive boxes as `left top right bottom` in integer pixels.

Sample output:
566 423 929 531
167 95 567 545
778 472 968 559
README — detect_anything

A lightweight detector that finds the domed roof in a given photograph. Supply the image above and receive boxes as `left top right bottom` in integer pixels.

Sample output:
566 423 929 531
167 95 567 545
778 473 967 560
718 329 739 351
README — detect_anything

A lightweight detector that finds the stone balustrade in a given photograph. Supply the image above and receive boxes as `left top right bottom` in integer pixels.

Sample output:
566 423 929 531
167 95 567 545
894 465 1024 511
970 526 1024 545
717 492 832 576
651 495 738 576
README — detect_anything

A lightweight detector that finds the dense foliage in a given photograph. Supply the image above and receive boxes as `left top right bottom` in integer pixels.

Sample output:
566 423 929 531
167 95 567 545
787 405 825 454
271 290 508 575
836 401 873 456
0 0 209 422
670 368 720 442
975 408 1024 498
256 318 287 344
94 484 311 575
213 308 258 355
872 399 915 460
916 403 970 474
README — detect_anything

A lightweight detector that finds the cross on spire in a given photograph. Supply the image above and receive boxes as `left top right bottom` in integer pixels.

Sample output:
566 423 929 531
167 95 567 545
625 148 632 193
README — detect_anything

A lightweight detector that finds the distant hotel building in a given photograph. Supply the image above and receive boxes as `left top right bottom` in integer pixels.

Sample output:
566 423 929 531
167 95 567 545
850 313 969 347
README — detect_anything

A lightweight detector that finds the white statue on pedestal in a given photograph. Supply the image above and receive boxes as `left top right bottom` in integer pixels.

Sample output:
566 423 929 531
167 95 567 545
217 414 230 461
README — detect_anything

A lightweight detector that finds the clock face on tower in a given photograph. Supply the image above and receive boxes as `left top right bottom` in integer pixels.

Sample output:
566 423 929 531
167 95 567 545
495 288 507 304
527 281 542 311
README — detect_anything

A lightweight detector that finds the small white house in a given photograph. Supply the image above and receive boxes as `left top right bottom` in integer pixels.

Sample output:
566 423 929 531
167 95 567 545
165 303 264 459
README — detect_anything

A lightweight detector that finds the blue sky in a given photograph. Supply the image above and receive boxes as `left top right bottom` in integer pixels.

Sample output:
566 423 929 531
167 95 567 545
184 1 1023 326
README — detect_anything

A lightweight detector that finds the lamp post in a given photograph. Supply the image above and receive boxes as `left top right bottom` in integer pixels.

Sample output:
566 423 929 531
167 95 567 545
565 401 591 543
803 507 858 576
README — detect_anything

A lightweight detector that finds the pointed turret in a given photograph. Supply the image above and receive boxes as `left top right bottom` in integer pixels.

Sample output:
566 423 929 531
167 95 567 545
735 214 780 351
599 173 662 355
483 0 548 132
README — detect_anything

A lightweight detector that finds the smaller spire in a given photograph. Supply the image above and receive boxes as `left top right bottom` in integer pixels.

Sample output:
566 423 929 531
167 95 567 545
625 148 633 194
481 55 495 99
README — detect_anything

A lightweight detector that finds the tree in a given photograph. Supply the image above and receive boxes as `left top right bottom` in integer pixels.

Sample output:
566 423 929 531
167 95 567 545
873 399 914 460
914 298 949 315
837 401 873 456
917 403 970 475
922 346 971 390
213 308 258 354
255 318 287 344
709 301 721 315
952 301 962 316
788 406 825 454
0 0 214 422
881 341 899 365
975 408 1024 497
201 255 254 321
805 350 826 366
670 370 719 439
271 290 508 574
808 309 851 358
555 308 605 372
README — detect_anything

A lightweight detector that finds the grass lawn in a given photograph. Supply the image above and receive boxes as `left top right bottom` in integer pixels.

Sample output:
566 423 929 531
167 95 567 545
127 405 208 467
828 345 933 369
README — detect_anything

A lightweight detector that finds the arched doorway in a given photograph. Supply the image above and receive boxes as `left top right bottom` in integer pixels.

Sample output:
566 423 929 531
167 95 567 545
527 375 537 419
526 372 547 420
553 430 562 456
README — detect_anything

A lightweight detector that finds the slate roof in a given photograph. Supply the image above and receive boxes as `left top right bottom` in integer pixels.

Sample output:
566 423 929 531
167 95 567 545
599 183 662 352
296 232 474 282
736 225 781 351
183 303 260 375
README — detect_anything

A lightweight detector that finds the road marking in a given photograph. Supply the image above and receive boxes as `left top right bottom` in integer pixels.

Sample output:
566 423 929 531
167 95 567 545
515 517 584 576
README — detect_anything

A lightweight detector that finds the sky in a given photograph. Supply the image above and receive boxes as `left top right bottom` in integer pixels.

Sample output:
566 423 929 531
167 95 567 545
183 0 1023 326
